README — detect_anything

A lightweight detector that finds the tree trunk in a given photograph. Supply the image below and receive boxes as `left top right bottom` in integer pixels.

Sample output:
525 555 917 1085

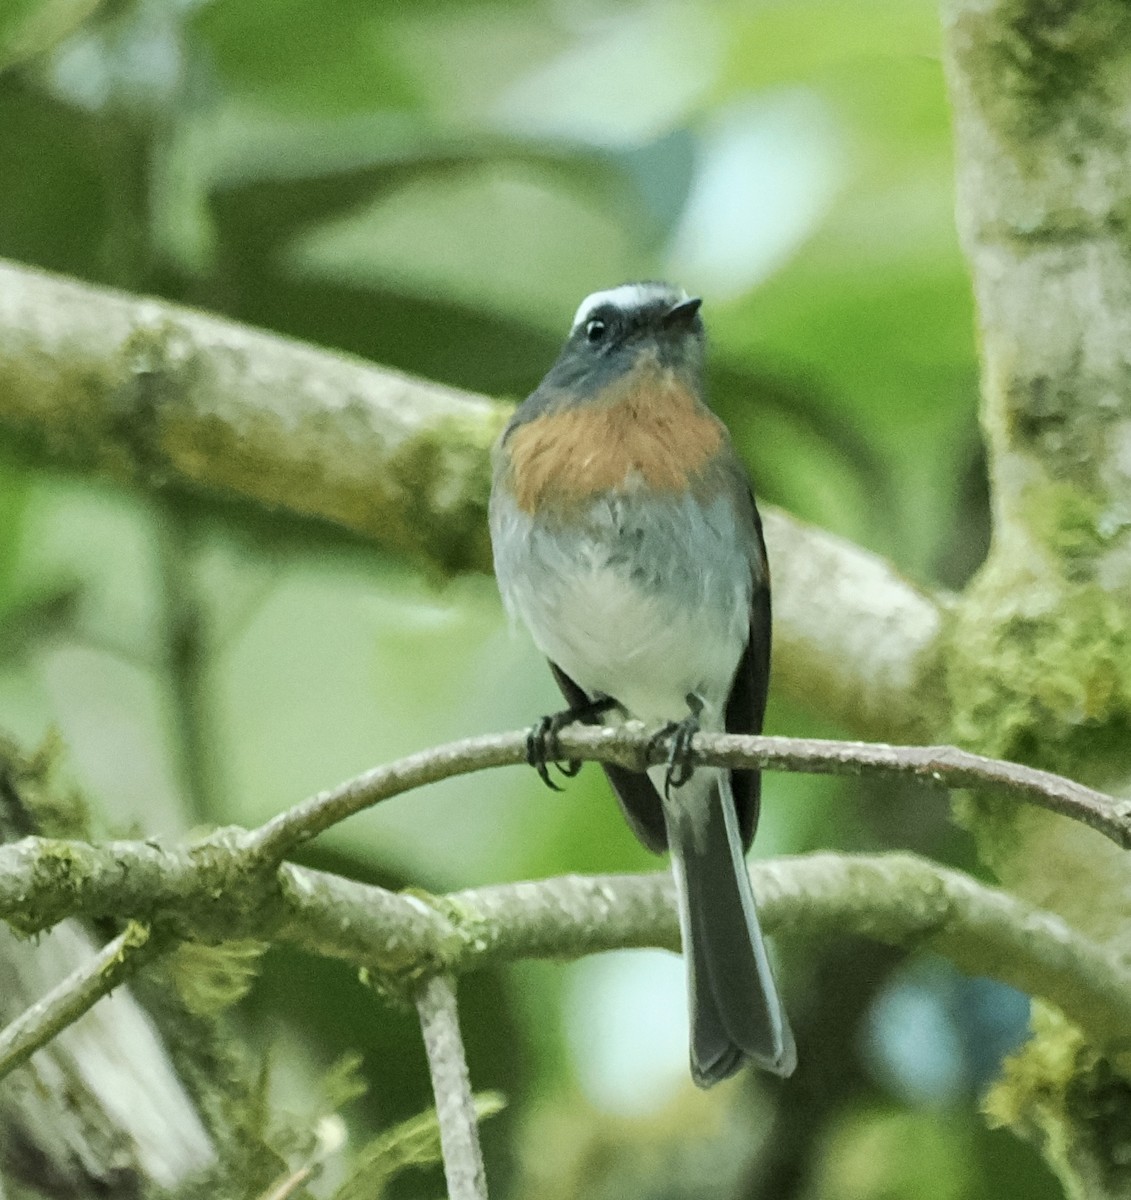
942 0 1131 1191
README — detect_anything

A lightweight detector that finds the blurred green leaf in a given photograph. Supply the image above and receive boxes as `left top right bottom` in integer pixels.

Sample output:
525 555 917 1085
256 156 643 328
0 0 103 70
0 465 29 603
321 1052 369 1112
810 1108 974 1200
0 583 83 665
0 75 109 276
0 464 84 670
206 133 636 272
190 0 419 115
719 0 940 94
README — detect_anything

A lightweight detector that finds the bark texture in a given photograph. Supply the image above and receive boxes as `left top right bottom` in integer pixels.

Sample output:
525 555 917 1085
942 0 1131 1190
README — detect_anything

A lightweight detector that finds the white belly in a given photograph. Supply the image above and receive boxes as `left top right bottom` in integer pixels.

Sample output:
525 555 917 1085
512 561 746 725
490 485 755 726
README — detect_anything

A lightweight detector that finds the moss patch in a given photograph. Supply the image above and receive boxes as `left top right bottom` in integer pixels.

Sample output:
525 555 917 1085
946 554 1131 862
986 1006 1131 1197
0 729 91 841
950 575 1131 767
957 0 1131 146
384 409 502 577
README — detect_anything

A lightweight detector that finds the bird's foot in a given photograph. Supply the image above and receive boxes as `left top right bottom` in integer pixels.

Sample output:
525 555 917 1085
648 695 704 799
526 696 617 791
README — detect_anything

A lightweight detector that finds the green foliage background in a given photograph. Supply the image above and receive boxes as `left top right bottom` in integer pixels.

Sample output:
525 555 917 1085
0 1 1058 1196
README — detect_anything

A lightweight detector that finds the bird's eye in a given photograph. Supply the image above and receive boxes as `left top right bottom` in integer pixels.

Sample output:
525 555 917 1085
585 318 607 343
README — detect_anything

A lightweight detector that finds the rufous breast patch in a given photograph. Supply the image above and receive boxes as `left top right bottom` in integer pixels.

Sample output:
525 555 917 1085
505 367 725 514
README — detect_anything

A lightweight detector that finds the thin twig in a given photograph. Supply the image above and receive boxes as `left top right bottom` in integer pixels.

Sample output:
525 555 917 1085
0 722 1126 938
0 921 158 1082
415 975 489 1200
247 726 1131 864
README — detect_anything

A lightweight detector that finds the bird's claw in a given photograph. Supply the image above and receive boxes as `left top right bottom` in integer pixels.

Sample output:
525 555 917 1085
526 695 618 790
648 713 701 799
526 714 581 791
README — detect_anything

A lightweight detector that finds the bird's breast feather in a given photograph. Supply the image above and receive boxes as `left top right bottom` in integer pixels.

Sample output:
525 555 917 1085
502 372 724 514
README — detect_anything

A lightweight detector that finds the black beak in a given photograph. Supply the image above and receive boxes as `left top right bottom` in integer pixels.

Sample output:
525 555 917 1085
662 296 703 329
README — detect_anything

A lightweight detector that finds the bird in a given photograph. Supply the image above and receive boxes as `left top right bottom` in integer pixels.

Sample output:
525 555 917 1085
488 281 796 1086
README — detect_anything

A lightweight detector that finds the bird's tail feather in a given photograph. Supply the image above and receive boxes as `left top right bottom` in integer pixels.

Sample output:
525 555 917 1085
664 769 796 1086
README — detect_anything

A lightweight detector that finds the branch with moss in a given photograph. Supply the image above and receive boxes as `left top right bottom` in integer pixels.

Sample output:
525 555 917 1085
2 837 1129 1073
1 728 1128 1057
0 257 945 739
0 920 158 1080
0 726 1127 1194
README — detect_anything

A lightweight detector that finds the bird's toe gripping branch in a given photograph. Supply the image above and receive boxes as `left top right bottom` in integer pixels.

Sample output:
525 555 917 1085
526 714 580 791
648 695 704 799
526 696 619 791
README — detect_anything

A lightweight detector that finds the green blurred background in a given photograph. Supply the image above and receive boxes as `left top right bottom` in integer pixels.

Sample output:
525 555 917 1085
0 0 1059 1196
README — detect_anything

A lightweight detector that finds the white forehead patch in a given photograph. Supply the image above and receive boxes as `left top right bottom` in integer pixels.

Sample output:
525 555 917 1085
570 282 689 331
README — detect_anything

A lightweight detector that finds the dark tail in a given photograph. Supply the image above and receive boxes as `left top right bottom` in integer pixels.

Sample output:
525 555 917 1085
666 770 796 1086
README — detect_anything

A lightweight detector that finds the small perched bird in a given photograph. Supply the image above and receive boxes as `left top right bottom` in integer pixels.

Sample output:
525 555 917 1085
489 282 795 1085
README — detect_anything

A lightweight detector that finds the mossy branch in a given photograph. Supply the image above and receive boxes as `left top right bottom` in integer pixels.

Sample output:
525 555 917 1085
0 920 158 1080
0 257 944 739
1 726 1129 1084
2 842 1129 1078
